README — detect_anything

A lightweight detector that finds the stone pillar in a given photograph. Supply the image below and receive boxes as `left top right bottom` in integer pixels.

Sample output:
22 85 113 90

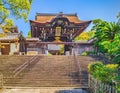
0 48 1 55
42 44 46 54
0 73 3 88
72 44 79 55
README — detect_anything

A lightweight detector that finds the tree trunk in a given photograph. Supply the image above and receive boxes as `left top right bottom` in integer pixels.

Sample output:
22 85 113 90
0 16 7 25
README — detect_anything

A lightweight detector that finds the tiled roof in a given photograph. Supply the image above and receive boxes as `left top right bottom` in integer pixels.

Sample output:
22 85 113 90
35 13 83 23
26 38 39 41
66 16 82 23
0 33 19 41
36 15 55 23
9 26 18 33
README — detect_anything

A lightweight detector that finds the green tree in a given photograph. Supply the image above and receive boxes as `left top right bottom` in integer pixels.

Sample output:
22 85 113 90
117 12 120 24
101 22 120 59
0 0 32 48
0 0 32 29
75 31 94 41
92 19 108 54
27 31 31 38
92 19 120 61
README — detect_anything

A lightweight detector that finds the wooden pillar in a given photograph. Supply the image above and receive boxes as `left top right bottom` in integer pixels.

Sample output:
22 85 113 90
35 27 37 37
31 26 34 37
24 43 27 54
0 47 1 55
42 44 46 54
69 46 72 55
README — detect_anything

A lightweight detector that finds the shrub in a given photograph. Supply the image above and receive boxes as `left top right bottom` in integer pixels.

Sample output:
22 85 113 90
113 54 120 65
106 64 118 70
87 51 96 55
88 61 103 74
81 52 88 56
81 51 96 56
88 62 118 84
48 52 52 56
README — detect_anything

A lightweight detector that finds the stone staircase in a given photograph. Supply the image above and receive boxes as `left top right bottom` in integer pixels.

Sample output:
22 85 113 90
1 87 88 93
0 55 93 93
2 55 93 93
4 55 83 87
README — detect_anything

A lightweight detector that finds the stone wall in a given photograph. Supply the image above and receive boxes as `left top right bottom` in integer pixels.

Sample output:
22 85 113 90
78 44 94 55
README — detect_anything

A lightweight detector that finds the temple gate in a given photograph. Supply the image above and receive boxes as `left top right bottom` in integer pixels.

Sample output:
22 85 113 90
26 12 91 55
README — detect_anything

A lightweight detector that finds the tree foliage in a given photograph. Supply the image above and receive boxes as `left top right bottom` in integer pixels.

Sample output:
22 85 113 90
88 62 118 84
75 31 94 41
89 13 120 92
27 31 31 38
0 0 32 32
92 18 120 62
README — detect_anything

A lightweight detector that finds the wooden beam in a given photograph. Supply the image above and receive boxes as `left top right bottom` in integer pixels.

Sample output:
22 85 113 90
26 41 93 45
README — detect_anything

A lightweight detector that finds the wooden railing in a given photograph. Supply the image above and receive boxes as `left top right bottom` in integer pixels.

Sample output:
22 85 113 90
88 74 117 93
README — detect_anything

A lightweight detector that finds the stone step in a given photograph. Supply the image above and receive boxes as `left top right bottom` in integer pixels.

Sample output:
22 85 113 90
1 87 88 93
4 55 88 88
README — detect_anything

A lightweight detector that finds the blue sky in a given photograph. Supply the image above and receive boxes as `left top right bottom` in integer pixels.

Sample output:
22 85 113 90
13 0 120 36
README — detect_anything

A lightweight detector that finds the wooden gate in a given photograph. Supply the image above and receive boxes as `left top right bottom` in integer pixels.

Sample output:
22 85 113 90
1 44 10 55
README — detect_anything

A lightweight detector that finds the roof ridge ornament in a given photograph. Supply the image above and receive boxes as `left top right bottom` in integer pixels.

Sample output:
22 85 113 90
59 12 63 15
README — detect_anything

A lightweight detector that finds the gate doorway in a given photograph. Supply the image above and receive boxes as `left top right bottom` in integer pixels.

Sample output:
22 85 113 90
1 44 10 55
26 42 79 55
48 44 64 55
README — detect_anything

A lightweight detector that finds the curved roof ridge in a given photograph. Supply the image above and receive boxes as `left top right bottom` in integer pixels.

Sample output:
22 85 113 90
34 12 90 23
36 12 77 16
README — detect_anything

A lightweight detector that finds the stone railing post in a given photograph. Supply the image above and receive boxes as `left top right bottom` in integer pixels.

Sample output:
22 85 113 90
0 73 3 88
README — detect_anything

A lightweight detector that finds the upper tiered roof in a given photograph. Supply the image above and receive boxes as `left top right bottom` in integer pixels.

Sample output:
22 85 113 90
30 12 91 41
32 12 89 23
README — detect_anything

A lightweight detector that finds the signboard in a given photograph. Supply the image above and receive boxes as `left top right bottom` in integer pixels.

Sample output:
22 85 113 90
48 44 62 50
55 27 61 36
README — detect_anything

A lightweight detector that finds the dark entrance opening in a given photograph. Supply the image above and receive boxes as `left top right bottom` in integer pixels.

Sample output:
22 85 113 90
1 44 10 55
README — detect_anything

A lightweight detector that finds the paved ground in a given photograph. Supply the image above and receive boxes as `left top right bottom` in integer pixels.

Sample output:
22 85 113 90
1 87 88 93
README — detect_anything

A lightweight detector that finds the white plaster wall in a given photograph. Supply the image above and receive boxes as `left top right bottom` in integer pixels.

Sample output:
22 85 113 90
72 48 79 55
10 43 19 55
48 44 61 50
78 45 94 55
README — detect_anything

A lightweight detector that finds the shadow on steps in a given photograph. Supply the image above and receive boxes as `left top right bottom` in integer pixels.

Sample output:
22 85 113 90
55 88 88 93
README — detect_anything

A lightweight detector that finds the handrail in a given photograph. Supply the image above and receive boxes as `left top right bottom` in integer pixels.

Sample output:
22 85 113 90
0 73 3 88
73 51 82 83
13 56 39 77
13 56 34 74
